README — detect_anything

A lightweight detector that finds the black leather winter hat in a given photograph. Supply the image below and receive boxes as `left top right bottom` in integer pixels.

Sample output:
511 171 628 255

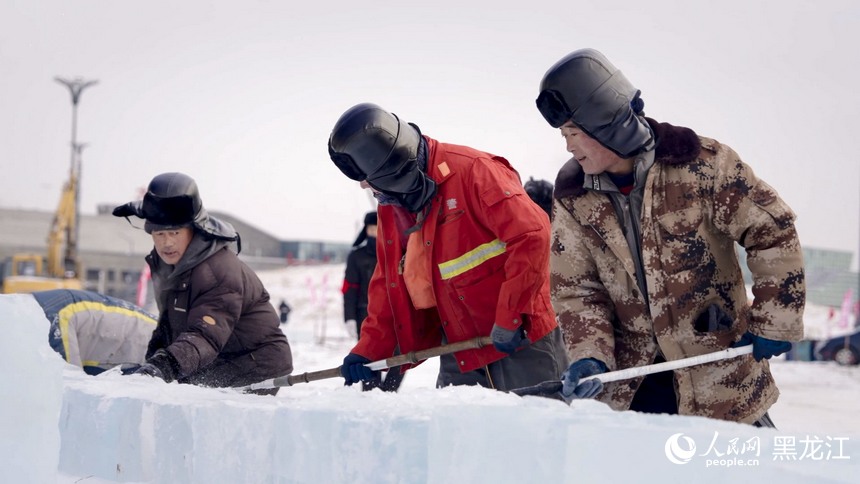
352 211 379 247
524 177 554 217
112 172 206 233
536 48 655 158
140 172 202 233
363 211 378 226
328 103 436 213
327 103 421 188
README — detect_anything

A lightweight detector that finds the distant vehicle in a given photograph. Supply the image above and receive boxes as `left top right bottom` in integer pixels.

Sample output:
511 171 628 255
0 155 83 294
1 253 82 294
816 330 860 366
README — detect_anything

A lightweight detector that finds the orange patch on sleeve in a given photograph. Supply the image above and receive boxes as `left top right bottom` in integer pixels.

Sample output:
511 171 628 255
202 315 217 325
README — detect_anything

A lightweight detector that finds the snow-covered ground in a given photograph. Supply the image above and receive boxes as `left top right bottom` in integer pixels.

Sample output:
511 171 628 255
1 263 858 483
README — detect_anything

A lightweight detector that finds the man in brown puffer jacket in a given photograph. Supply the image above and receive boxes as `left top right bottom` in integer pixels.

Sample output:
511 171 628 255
114 172 292 395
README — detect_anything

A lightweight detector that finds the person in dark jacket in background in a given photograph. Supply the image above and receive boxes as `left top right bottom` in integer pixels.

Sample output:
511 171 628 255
524 177 554 219
342 211 378 340
32 289 157 375
113 172 293 395
342 210 404 392
278 299 292 324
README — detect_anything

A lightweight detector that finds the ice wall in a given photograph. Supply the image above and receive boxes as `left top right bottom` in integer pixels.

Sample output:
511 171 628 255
58 373 856 483
0 294 65 483
2 296 857 483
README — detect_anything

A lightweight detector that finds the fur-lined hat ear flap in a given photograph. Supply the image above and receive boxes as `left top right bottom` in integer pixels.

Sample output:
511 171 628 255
112 200 144 218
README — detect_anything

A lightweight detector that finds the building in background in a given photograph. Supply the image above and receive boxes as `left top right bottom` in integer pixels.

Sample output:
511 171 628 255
736 246 858 308
4 206 856 313
0 206 350 304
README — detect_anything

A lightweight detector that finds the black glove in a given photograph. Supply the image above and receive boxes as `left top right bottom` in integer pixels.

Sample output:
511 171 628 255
340 353 379 386
119 363 142 375
561 358 607 403
732 332 792 362
490 324 530 355
133 349 179 383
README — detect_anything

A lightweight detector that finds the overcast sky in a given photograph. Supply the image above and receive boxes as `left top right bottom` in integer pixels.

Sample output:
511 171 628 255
1 0 858 265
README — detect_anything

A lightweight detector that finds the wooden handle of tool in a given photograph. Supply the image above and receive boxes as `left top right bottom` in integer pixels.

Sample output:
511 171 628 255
364 336 494 371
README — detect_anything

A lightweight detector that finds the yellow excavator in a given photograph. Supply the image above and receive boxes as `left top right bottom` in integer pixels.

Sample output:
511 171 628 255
1 163 83 293
1 76 96 294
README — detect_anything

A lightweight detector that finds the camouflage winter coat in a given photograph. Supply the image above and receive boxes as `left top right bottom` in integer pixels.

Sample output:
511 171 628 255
551 119 805 423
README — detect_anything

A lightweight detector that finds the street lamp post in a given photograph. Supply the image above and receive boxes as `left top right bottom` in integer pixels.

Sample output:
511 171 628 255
54 76 98 271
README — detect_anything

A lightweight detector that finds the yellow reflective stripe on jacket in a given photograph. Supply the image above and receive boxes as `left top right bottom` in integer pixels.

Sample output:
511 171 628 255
58 301 157 364
438 239 506 280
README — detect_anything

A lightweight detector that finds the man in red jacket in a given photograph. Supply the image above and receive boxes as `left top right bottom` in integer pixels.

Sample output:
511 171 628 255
327 103 568 393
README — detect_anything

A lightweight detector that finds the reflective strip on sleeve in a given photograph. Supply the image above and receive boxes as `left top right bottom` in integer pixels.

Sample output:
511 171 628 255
438 239 506 280
58 301 157 364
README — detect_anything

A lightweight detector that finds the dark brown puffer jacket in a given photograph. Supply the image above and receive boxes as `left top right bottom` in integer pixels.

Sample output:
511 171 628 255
147 244 292 390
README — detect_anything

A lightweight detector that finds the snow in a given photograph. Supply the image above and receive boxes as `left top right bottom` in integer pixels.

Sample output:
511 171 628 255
1 263 858 483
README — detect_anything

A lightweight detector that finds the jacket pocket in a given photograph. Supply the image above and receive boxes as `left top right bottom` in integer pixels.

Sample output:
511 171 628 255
690 303 740 350
479 181 524 207
166 288 191 340
447 263 505 333
693 303 733 333
439 209 465 225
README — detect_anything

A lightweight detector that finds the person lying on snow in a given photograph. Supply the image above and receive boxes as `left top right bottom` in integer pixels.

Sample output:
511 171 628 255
32 288 156 375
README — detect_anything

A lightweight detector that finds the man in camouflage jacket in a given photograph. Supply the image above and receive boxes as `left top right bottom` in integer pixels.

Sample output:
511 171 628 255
535 48 805 425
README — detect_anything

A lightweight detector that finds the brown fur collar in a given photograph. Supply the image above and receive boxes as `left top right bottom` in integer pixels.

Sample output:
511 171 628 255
554 118 701 199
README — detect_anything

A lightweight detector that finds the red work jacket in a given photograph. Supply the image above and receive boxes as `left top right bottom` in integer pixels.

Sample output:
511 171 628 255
351 136 557 372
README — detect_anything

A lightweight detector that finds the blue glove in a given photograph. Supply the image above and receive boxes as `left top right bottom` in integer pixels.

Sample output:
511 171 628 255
732 331 792 362
491 324 530 355
133 349 178 383
561 358 607 403
340 353 379 386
